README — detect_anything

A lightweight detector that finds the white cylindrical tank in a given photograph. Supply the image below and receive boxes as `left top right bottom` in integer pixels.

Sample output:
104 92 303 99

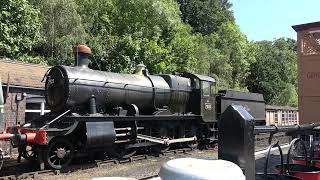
159 158 245 180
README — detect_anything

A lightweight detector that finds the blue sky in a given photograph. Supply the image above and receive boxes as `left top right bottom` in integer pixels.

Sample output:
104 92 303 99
230 0 320 41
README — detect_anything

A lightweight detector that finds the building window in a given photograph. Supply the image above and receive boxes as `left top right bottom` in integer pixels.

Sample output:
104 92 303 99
289 111 292 121
274 113 278 124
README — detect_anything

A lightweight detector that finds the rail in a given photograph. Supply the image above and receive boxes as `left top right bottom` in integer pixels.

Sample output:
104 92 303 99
254 123 320 134
0 147 194 179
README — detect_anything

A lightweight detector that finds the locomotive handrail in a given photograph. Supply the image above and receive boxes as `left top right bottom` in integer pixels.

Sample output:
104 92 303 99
254 123 320 135
41 68 53 82
40 109 71 130
68 77 192 92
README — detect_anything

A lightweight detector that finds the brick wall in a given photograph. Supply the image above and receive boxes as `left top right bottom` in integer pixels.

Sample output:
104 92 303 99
0 86 43 130
2 93 26 127
1 92 26 155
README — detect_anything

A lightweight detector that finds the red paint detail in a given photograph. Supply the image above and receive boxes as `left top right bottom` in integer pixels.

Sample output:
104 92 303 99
275 164 320 179
294 159 320 168
35 130 47 145
0 124 15 141
0 133 13 140
20 128 47 145
25 132 36 143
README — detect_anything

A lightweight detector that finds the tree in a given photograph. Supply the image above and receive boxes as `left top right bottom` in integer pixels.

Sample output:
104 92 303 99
76 0 201 74
32 0 88 65
215 23 254 90
0 0 42 58
177 0 234 35
246 38 298 106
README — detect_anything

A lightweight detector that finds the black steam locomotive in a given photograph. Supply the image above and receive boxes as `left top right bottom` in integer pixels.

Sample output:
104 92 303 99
16 45 265 169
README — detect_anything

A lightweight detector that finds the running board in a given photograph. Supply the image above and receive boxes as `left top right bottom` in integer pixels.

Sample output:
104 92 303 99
137 134 197 146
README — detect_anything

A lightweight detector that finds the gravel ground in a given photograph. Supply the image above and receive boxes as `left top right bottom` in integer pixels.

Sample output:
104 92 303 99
39 149 289 180
1 135 293 179
40 150 218 180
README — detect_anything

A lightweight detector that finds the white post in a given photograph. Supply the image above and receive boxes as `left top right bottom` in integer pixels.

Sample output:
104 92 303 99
40 102 45 115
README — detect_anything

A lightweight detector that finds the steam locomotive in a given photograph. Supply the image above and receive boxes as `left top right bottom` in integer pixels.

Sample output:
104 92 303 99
11 45 265 170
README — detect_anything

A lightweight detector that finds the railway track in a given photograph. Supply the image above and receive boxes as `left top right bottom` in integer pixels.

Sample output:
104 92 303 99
255 133 290 152
0 147 195 180
0 134 288 180
255 132 286 142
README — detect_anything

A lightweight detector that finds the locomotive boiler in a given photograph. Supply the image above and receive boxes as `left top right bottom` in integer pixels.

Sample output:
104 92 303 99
10 44 265 170
46 61 191 115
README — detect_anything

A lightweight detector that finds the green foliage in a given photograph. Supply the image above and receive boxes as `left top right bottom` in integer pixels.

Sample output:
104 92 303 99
32 0 88 65
215 23 254 90
246 38 298 106
17 55 47 64
77 0 201 74
0 0 41 57
177 0 234 35
1 0 298 107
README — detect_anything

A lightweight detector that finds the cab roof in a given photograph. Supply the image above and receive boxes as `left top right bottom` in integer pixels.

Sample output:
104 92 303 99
182 72 216 83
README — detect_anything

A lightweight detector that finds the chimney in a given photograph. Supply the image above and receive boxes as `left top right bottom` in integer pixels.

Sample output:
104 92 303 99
73 44 92 68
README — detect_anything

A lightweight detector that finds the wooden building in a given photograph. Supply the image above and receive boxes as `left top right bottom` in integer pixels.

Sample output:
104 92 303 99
265 105 299 126
293 22 320 124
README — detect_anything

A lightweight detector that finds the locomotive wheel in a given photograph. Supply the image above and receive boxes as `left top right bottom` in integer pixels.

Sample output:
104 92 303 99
45 138 74 169
22 145 38 161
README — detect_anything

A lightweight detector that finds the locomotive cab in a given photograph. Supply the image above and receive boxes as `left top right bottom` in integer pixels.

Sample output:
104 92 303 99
181 73 216 122
201 80 216 122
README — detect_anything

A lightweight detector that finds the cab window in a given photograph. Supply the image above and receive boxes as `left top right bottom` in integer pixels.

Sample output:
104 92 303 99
211 82 216 94
202 81 211 96
191 78 200 89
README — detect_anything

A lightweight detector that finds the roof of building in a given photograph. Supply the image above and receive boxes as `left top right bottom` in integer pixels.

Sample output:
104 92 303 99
292 21 320 32
266 105 298 111
0 58 49 89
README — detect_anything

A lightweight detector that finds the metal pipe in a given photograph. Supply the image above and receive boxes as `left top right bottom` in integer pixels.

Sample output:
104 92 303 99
0 133 14 140
254 123 320 135
114 140 131 143
115 127 132 131
116 133 129 137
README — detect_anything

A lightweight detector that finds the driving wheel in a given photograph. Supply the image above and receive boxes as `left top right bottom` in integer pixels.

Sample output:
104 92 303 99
45 138 74 169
